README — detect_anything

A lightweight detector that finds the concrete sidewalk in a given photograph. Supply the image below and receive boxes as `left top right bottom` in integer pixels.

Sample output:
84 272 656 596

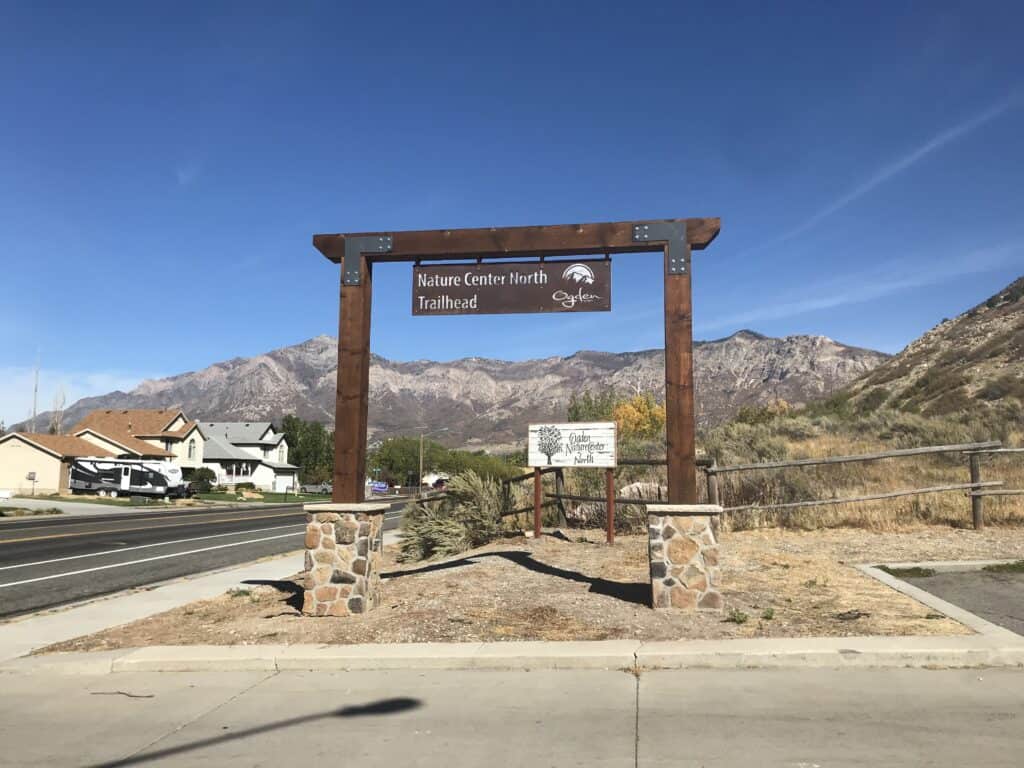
2 667 1022 767
6 632 1024 675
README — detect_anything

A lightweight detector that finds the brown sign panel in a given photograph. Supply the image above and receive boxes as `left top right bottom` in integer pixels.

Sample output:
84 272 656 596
412 259 611 316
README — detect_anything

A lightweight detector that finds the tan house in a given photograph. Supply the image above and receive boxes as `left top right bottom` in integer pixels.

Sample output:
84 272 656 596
71 409 205 468
0 433 116 494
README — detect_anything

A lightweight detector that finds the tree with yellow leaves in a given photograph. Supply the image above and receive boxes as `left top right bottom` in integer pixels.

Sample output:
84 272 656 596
611 393 666 439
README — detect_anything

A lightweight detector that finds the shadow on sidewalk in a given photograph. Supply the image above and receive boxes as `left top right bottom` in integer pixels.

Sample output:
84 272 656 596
89 697 422 768
383 550 649 607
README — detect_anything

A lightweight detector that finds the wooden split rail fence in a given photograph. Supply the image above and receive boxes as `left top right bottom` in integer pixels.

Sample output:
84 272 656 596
497 440 1023 534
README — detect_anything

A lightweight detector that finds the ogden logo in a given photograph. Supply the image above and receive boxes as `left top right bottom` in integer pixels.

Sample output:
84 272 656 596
553 263 602 308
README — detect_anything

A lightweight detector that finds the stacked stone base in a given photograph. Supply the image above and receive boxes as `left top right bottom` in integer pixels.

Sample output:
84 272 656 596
649 505 723 612
302 503 388 616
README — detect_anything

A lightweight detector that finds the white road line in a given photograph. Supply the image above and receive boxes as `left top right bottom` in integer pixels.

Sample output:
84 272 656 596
0 523 305 572
0 532 303 589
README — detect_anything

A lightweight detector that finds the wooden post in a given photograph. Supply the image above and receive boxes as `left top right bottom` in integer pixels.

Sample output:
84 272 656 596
969 454 984 530
706 464 720 506
664 240 698 504
332 254 372 503
606 467 615 544
554 468 568 527
533 467 542 539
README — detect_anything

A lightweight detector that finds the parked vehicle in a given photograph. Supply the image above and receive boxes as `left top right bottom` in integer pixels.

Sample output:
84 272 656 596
301 482 332 495
69 458 186 499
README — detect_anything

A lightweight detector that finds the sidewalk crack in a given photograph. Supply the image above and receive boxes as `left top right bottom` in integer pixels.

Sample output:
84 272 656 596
633 661 641 768
94 670 279 768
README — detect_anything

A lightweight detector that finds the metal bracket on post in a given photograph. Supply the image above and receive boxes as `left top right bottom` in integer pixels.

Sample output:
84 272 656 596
632 221 690 275
342 234 393 285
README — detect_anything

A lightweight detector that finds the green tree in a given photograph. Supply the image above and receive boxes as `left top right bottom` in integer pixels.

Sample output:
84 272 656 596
279 415 334 483
567 390 617 422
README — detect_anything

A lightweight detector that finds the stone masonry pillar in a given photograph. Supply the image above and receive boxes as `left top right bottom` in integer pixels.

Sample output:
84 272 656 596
648 505 723 611
302 502 390 616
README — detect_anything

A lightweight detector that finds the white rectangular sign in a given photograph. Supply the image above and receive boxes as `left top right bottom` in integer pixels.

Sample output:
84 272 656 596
528 422 617 468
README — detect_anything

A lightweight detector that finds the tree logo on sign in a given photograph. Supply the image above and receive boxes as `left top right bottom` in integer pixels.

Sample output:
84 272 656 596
536 425 562 464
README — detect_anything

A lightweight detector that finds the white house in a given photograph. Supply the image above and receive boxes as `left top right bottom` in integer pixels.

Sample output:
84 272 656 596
199 422 299 492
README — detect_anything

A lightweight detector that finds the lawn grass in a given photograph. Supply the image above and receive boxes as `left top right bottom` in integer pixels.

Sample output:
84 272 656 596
981 560 1024 574
14 494 160 507
878 565 937 578
0 506 63 517
195 491 323 504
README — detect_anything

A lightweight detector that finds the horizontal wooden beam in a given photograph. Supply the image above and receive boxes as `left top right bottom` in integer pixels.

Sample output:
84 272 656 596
724 481 1003 513
313 218 720 263
708 441 1002 474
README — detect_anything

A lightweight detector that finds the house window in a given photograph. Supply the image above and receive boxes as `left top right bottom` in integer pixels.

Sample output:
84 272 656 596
188 439 196 459
278 445 285 462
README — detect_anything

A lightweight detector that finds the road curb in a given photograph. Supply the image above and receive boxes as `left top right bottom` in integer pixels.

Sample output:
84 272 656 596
3 635 1022 674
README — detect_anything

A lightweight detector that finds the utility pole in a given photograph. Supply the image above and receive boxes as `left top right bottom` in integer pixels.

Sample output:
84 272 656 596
418 433 424 498
31 356 39 433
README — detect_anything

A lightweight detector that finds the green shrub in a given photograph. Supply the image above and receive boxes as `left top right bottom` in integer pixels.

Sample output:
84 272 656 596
398 470 508 561
188 467 216 493
234 482 256 491
858 387 890 414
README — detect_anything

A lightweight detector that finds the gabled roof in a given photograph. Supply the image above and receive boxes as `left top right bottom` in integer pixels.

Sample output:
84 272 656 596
200 422 282 445
261 460 299 471
73 428 173 458
0 433 116 459
202 433 260 462
134 420 204 440
72 409 188 437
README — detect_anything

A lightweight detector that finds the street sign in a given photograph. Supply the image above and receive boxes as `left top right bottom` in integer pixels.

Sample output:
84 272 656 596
528 422 617 468
412 259 611 316
369 481 389 494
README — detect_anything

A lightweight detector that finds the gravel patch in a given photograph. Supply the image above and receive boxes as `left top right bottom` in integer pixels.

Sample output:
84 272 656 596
41 526 1024 652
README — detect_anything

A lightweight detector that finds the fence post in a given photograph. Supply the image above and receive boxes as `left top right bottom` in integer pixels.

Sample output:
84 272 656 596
706 464 720 506
706 462 721 534
533 468 542 538
606 467 615 545
554 468 568 527
969 454 984 530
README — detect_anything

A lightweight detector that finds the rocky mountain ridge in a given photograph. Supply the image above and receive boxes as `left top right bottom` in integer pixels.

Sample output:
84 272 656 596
20 331 888 449
849 275 1024 416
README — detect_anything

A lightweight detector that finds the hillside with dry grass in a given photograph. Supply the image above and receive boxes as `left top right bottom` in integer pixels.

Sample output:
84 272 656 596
849 275 1024 417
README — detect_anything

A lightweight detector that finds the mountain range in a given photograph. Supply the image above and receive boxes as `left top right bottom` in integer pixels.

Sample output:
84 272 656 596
849 276 1024 415
20 331 888 450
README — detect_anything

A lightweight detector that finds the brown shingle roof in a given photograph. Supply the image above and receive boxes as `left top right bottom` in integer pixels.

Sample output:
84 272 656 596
1 433 116 459
69 408 186 458
73 428 173 458
72 408 186 437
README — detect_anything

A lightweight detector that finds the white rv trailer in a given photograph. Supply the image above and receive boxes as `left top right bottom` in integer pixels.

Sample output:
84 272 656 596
69 457 185 498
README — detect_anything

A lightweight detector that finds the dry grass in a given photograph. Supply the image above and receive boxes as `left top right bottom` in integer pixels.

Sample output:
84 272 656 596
40 525 1024 653
526 426 1024 533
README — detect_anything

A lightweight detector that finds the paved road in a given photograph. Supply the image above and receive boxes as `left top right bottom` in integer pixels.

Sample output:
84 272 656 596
0 503 406 619
1 667 1021 766
908 570 1024 635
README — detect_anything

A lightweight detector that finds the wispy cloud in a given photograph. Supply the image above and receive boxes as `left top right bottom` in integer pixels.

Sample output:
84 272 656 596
175 159 202 186
747 93 1021 255
696 239 1024 334
0 367 161 428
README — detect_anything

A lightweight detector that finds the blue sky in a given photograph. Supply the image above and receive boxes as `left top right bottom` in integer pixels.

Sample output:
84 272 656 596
2 1 1023 425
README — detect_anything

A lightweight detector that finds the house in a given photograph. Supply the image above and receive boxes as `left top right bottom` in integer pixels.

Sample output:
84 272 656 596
199 422 299 492
70 409 205 469
0 433 116 494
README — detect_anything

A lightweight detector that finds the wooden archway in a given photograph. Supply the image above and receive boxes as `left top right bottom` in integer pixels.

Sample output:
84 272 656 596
312 217 721 505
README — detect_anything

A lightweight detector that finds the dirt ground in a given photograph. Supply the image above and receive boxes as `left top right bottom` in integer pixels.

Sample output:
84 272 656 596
43 525 1024 652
